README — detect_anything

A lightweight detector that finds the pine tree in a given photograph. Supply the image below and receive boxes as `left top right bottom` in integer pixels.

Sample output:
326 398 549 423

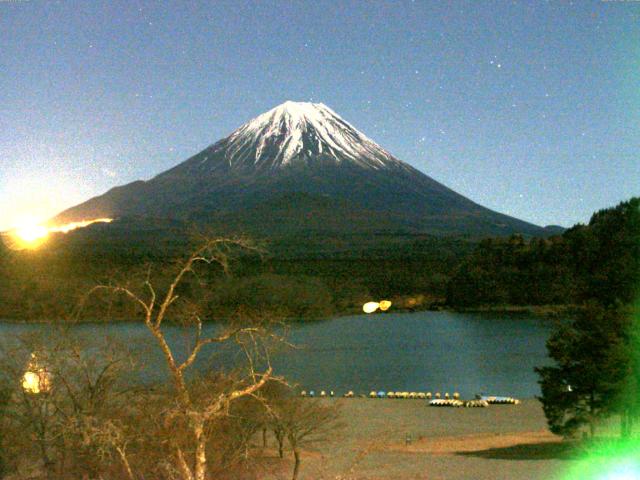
536 303 629 437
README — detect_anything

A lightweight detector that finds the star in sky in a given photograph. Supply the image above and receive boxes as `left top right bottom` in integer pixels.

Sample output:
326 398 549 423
0 0 638 230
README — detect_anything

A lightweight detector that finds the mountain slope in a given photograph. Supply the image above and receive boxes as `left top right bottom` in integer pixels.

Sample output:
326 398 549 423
55 101 548 237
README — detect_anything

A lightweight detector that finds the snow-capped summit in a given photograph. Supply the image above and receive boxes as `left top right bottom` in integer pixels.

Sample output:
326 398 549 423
174 101 407 174
54 102 550 238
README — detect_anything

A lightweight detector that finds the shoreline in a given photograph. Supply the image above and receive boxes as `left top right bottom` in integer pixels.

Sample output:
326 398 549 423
449 303 581 317
290 397 573 480
0 303 577 324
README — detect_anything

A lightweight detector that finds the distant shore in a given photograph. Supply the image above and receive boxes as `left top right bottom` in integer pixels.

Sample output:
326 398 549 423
327 301 578 322
0 302 578 324
449 303 581 318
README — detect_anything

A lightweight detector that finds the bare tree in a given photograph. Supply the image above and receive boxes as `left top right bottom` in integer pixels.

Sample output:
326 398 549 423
254 379 289 459
259 382 341 480
285 399 340 480
0 330 138 479
83 238 277 480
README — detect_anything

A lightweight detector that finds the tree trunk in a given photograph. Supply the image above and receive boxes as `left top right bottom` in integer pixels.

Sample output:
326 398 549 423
37 414 53 480
275 430 284 458
116 446 136 480
148 324 190 405
262 427 268 448
291 448 301 480
176 446 194 480
194 421 208 480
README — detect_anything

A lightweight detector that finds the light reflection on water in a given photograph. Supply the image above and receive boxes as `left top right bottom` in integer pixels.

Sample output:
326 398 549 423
0 311 555 398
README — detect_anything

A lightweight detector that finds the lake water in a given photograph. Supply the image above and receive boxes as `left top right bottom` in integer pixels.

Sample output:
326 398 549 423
0 311 555 398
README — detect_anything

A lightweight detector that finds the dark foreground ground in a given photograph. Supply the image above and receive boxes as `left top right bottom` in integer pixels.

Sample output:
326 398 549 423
255 399 580 480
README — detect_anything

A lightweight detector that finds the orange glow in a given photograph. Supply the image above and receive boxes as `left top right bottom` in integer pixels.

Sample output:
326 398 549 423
363 300 392 314
379 300 392 311
22 353 52 394
15 223 49 244
50 218 113 234
3 218 113 250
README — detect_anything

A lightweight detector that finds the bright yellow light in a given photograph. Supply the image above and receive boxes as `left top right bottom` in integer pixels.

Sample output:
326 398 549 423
379 300 392 311
51 218 113 234
363 300 392 314
22 371 43 394
15 223 49 243
22 354 52 394
3 218 113 250
6 218 50 250
363 301 380 314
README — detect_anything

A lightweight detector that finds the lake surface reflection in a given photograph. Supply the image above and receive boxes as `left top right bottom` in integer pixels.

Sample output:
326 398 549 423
0 311 555 398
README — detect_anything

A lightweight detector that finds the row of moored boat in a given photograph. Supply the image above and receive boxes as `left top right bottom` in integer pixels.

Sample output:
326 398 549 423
299 390 520 407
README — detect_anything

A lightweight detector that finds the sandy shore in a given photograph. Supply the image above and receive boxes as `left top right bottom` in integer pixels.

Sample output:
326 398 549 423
256 398 579 480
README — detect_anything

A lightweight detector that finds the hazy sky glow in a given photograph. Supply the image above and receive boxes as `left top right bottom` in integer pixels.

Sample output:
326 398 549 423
1 0 639 230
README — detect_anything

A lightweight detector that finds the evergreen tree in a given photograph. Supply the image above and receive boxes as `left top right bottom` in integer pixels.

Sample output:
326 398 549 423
581 198 640 306
536 303 629 437
535 198 640 438
446 197 640 308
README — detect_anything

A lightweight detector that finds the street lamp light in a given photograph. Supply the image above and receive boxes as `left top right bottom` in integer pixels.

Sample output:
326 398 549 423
22 353 52 394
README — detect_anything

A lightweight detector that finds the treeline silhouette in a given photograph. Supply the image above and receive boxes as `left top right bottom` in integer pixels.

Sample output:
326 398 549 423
0 230 472 321
446 197 640 309
1 197 637 321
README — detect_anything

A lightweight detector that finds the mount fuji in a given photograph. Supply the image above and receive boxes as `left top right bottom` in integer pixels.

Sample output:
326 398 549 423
55 101 551 237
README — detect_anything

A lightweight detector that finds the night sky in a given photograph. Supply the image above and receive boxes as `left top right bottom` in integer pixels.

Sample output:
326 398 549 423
1 0 639 231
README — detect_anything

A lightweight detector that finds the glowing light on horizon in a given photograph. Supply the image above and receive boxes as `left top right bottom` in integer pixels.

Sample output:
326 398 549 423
15 223 49 244
49 218 113 234
2 218 113 250
363 301 379 313
363 300 392 314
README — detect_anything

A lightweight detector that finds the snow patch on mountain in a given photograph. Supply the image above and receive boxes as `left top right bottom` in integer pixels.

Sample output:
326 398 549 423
206 101 407 171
